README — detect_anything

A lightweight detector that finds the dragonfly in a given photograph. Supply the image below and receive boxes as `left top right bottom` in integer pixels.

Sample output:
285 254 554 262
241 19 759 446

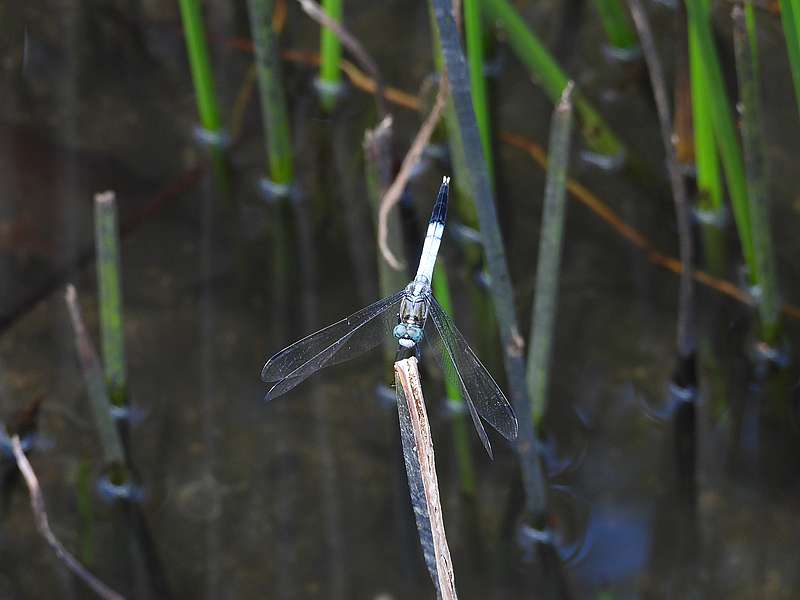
261 177 518 457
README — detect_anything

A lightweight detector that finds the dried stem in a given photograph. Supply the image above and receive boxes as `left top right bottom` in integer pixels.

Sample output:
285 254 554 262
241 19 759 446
377 77 449 269
11 436 125 600
394 358 457 600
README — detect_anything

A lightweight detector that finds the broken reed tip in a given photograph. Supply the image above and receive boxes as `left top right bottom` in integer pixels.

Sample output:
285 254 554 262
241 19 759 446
558 81 575 110
94 190 115 205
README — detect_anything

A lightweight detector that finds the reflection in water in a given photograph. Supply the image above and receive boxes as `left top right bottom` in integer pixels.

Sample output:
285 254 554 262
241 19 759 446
200 172 221 599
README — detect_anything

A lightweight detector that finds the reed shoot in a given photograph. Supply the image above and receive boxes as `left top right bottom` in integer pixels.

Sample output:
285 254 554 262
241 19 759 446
685 0 755 280
688 0 723 215
177 0 223 137
527 84 574 426
94 192 127 409
733 2 781 343
318 0 344 110
247 0 294 190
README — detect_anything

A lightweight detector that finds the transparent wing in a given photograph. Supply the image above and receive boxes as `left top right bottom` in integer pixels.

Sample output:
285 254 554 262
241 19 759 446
261 290 404 401
425 295 518 458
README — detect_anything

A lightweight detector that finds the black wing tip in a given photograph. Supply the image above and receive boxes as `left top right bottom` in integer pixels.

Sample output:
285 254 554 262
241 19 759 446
430 176 449 225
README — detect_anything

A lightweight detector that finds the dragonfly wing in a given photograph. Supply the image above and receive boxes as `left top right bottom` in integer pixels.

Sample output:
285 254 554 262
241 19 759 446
426 296 519 457
261 290 404 401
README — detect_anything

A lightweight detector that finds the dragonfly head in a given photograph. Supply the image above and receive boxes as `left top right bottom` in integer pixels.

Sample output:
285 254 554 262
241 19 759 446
393 323 424 347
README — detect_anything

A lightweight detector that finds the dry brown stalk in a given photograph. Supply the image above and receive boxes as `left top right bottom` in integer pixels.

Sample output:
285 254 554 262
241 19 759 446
10 436 125 600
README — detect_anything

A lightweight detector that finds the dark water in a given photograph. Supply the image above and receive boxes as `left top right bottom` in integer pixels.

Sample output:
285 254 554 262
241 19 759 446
2 1 800 598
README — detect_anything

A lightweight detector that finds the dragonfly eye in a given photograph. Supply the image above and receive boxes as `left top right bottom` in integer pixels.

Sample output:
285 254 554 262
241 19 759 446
408 327 423 343
393 324 407 339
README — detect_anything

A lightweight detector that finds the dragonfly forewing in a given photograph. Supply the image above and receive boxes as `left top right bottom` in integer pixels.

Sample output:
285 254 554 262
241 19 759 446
261 290 405 400
426 296 519 457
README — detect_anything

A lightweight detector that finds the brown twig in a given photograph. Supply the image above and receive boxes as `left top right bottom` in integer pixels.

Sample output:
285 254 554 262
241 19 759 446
11 436 125 600
394 357 457 600
377 76 449 269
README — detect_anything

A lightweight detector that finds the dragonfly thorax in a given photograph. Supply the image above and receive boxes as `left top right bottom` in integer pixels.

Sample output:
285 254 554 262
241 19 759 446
395 281 431 347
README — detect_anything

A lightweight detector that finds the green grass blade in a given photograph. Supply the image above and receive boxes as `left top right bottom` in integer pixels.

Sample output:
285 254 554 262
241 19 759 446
688 1 723 213
483 0 624 159
685 0 755 281
247 0 294 188
177 0 222 134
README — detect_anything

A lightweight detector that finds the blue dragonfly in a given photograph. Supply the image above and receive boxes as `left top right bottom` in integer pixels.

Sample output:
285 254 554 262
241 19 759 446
261 177 518 457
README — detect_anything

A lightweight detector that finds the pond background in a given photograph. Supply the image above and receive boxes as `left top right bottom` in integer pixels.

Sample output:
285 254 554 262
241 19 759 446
1 0 800 598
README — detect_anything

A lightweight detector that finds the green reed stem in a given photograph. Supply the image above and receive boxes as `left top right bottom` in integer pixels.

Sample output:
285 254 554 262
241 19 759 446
247 0 294 188
483 0 624 159
432 266 477 496
527 85 573 426
65 285 126 469
685 0 755 280
432 0 548 519
177 0 222 134
779 0 800 119
688 1 723 214
319 0 344 111
464 0 495 180
733 2 781 342
594 0 638 52
94 192 127 409
428 3 481 236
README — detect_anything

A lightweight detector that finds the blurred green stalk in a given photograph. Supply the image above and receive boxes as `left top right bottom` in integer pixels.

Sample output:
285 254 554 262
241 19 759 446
527 84 574 426
247 0 294 189
779 0 800 118
432 267 477 496
483 0 624 159
594 0 638 53
733 2 781 343
688 0 723 214
685 0 755 280
464 0 494 180
319 0 344 111
94 192 127 409
177 0 222 135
